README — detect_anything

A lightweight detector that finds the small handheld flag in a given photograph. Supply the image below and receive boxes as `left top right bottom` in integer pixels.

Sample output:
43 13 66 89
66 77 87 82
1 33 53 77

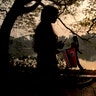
62 47 77 68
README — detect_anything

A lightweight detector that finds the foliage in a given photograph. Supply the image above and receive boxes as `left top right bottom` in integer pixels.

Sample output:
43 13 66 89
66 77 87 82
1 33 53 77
9 55 37 68
9 54 66 73
79 19 91 27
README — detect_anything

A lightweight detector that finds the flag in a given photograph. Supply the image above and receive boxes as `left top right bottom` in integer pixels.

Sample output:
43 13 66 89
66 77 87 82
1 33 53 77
62 47 77 68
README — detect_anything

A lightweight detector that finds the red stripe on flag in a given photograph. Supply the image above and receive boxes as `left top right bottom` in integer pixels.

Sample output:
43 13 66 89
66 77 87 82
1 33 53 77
62 48 77 68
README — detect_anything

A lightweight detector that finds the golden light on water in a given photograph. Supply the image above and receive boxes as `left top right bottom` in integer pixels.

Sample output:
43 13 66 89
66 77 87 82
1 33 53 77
79 59 96 70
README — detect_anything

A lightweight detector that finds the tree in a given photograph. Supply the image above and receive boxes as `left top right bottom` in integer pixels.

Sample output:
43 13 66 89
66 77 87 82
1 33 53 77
0 0 41 75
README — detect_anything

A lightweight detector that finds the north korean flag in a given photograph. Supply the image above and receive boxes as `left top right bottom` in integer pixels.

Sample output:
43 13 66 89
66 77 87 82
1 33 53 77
62 47 77 68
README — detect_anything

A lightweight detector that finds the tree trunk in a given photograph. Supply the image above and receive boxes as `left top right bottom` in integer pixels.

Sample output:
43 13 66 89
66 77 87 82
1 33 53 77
0 0 40 78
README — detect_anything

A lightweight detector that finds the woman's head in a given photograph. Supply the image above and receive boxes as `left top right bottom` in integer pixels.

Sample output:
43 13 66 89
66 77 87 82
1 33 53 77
73 36 78 41
41 5 58 23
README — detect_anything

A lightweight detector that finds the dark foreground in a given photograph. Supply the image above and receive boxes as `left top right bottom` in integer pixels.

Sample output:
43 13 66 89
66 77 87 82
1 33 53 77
1 67 96 96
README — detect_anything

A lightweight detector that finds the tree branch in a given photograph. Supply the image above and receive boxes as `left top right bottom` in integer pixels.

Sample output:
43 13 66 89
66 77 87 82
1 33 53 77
86 18 96 34
22 0 41 14
58 17 88 41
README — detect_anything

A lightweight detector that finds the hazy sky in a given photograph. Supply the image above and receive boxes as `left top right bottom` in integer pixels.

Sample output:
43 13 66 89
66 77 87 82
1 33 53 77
52 0 89 37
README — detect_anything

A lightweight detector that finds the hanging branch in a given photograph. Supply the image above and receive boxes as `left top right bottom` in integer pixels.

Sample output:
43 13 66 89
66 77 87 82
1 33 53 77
58 17 88 41
58 18 79 36
86 18 96 34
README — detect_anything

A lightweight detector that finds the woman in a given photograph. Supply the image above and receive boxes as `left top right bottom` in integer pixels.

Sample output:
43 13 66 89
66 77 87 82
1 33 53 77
71 36 84 71
33 5 64 96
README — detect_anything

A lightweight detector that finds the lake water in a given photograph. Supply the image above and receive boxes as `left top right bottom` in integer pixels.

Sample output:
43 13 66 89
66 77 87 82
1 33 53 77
79 59 96 70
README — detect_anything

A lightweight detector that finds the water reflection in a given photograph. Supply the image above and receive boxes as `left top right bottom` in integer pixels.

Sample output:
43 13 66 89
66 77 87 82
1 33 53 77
79 59 96 70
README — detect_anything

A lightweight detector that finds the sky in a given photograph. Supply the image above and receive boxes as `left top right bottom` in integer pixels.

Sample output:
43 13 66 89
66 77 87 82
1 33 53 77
52 0 89 37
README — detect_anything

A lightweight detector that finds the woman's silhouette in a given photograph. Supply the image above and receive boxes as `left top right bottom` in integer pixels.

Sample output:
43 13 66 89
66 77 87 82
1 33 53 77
71 36 84 71
33 5 64 96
